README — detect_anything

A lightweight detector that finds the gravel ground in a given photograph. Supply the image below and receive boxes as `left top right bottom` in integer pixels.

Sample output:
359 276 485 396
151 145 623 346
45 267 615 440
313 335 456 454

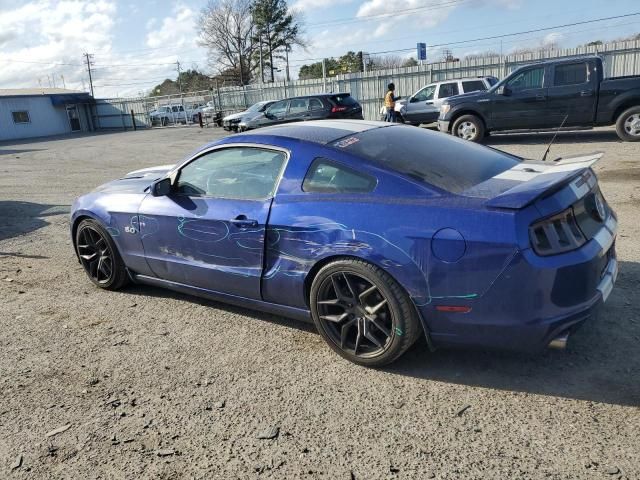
1 125 639 479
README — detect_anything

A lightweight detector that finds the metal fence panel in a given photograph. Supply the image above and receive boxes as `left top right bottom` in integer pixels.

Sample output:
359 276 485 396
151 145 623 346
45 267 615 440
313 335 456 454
93 39 640 127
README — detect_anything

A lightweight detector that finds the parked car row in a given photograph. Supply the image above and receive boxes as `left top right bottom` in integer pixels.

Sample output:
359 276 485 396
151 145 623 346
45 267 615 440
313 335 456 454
221 93 364 133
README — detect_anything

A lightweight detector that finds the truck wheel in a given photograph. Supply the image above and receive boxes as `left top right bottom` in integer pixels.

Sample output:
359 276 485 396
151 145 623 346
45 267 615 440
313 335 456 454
452 114 484 142
615 106 640 141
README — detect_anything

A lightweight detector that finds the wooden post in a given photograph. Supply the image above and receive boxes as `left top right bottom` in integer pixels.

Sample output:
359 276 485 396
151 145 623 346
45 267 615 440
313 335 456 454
130 110 137 131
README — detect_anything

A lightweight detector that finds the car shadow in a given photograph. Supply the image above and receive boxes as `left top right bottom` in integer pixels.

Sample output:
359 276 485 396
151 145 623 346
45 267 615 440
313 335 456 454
0 147 45 156
387 260 640 407
116 260 639 407
484 129 621 148
0 201 69 242
121 283 316 334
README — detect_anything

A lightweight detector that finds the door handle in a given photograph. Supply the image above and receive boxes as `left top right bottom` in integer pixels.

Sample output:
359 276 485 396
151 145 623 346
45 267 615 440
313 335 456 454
230 215 258 228
536 94 546 101
425 101 434 105
580 90 594 97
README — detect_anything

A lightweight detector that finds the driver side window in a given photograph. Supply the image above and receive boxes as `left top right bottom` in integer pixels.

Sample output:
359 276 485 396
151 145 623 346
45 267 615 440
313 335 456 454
507 67 545 92
175 147 287 199
267 100 289 117
412 85 436 102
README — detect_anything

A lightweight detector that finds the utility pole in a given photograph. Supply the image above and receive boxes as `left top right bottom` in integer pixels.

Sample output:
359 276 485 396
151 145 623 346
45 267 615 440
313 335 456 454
259 33 264 83
60 75 66 89
176 61 183 95
322 58 327 92
285 45 290 82
83 53 95 96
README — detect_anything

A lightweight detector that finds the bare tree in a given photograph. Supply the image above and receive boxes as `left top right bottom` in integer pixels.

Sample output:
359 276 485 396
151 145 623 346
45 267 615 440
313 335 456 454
197 0 257 85
370 54 406 69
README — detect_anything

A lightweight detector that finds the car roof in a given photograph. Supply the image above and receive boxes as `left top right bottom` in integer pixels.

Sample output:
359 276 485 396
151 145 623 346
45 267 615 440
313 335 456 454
429 76 494 85
234 119 386 145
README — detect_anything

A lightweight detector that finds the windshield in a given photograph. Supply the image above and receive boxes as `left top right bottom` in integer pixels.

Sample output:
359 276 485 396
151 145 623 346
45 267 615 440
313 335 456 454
332 125 521 194
247 102 268 113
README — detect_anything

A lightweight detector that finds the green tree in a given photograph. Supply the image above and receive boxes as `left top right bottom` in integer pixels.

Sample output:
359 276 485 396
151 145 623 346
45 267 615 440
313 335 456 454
149 69 214 96
251 0 305 82
298 51 363 80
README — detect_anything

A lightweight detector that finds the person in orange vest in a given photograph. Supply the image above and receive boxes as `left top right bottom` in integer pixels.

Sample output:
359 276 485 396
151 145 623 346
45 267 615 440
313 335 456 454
384 83 400 122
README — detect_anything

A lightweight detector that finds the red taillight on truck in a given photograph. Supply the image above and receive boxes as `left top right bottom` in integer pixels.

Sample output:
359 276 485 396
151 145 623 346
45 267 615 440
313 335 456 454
529 208 586 256
331 106 347 113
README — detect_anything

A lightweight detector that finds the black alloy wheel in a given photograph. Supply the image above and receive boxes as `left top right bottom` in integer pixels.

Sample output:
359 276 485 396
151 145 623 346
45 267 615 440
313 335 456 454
310 259 421 366
76 219 128 290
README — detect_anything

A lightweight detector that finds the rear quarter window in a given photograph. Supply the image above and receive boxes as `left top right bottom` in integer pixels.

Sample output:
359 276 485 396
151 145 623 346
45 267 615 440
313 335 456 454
303 158 376 193
330 94 358 106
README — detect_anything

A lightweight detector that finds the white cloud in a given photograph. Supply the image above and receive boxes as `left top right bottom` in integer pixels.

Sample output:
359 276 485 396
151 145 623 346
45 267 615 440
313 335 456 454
290 0 352 12
542 32 564 48
0 1 116 92
145 4 195 49
0 1 207 97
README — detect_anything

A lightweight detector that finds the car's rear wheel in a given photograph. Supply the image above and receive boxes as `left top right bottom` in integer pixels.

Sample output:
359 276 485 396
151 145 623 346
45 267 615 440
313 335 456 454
310 259 422 367
615 106 640 141
452 114 484 142
76 219 128 290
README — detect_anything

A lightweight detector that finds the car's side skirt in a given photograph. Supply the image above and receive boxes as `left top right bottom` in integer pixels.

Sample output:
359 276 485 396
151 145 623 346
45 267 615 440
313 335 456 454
131 274 313 323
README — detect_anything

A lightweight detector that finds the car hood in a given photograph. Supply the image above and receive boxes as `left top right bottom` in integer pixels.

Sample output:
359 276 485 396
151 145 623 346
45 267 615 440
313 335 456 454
223 111 245 121
93 164 174 194
444 90 489 105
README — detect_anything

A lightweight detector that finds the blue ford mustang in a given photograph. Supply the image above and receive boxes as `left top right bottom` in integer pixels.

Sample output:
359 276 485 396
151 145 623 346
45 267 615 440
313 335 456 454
71 120 618 366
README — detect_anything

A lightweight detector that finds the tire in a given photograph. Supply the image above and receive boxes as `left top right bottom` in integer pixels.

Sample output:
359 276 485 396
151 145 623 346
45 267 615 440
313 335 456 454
452 114 485 142
309 259 422 367
615 106 640 141
75 219 129 291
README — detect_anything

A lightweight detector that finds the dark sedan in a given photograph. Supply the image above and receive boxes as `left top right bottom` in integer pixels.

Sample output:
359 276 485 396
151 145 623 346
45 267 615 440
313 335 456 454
241 93 363 130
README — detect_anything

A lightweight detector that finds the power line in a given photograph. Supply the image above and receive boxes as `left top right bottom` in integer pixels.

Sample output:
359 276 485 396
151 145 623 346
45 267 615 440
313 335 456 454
288 11 640 65
306 0 471 29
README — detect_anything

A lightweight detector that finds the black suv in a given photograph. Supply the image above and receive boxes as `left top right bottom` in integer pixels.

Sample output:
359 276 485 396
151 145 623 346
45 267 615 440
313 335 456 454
244 93 363 130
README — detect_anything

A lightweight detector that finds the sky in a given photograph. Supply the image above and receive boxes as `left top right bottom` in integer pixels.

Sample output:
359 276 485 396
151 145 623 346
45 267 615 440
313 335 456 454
0 0 639 98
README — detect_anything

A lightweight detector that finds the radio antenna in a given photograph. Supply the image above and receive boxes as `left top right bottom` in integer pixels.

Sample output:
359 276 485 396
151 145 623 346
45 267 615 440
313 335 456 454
541 114 568 161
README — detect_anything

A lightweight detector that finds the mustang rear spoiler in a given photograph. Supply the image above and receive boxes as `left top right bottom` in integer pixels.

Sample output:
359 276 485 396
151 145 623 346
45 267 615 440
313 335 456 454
485 152 604 209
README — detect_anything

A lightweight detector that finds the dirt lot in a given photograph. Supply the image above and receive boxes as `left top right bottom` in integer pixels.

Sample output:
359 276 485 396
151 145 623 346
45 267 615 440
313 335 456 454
1 125 639 479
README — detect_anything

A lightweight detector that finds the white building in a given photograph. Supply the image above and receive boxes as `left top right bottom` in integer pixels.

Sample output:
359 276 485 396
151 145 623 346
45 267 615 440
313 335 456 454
0 88 94 141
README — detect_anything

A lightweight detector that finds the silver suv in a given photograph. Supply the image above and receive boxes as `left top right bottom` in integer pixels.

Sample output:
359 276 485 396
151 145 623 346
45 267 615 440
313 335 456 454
396 76 498 126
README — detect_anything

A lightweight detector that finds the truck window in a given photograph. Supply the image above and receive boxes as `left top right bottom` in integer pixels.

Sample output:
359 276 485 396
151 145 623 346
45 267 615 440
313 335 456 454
507 67 544 92
438 82 459 98
462 80 487 93
554 63 588 86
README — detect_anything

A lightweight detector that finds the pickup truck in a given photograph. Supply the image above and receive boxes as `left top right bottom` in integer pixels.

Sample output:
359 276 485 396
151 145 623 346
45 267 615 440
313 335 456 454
438 56 640 142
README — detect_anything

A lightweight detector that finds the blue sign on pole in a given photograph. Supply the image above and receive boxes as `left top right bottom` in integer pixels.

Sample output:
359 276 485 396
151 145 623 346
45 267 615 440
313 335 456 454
417 42 427 61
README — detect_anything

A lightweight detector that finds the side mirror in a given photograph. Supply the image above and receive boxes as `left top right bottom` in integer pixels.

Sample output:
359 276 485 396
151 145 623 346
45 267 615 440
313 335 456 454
497 86 511 96
151 177 172 197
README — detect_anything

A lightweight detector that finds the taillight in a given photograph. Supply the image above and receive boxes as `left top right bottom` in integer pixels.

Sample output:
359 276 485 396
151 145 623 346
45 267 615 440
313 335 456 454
331 106 347 113
529 208 586 256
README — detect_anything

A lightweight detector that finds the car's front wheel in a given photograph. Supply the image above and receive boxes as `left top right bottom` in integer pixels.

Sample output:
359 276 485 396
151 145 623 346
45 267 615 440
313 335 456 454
615 106 640 141
310 259 422 367
452 114 484 142
76 219 128 290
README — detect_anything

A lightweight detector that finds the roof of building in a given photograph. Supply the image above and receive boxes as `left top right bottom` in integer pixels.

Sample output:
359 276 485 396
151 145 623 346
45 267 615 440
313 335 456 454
0 88 89 97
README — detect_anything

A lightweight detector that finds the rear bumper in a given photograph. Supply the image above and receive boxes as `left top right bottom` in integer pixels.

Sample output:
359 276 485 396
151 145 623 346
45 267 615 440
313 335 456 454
437 119 450 132
424 231 618 353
